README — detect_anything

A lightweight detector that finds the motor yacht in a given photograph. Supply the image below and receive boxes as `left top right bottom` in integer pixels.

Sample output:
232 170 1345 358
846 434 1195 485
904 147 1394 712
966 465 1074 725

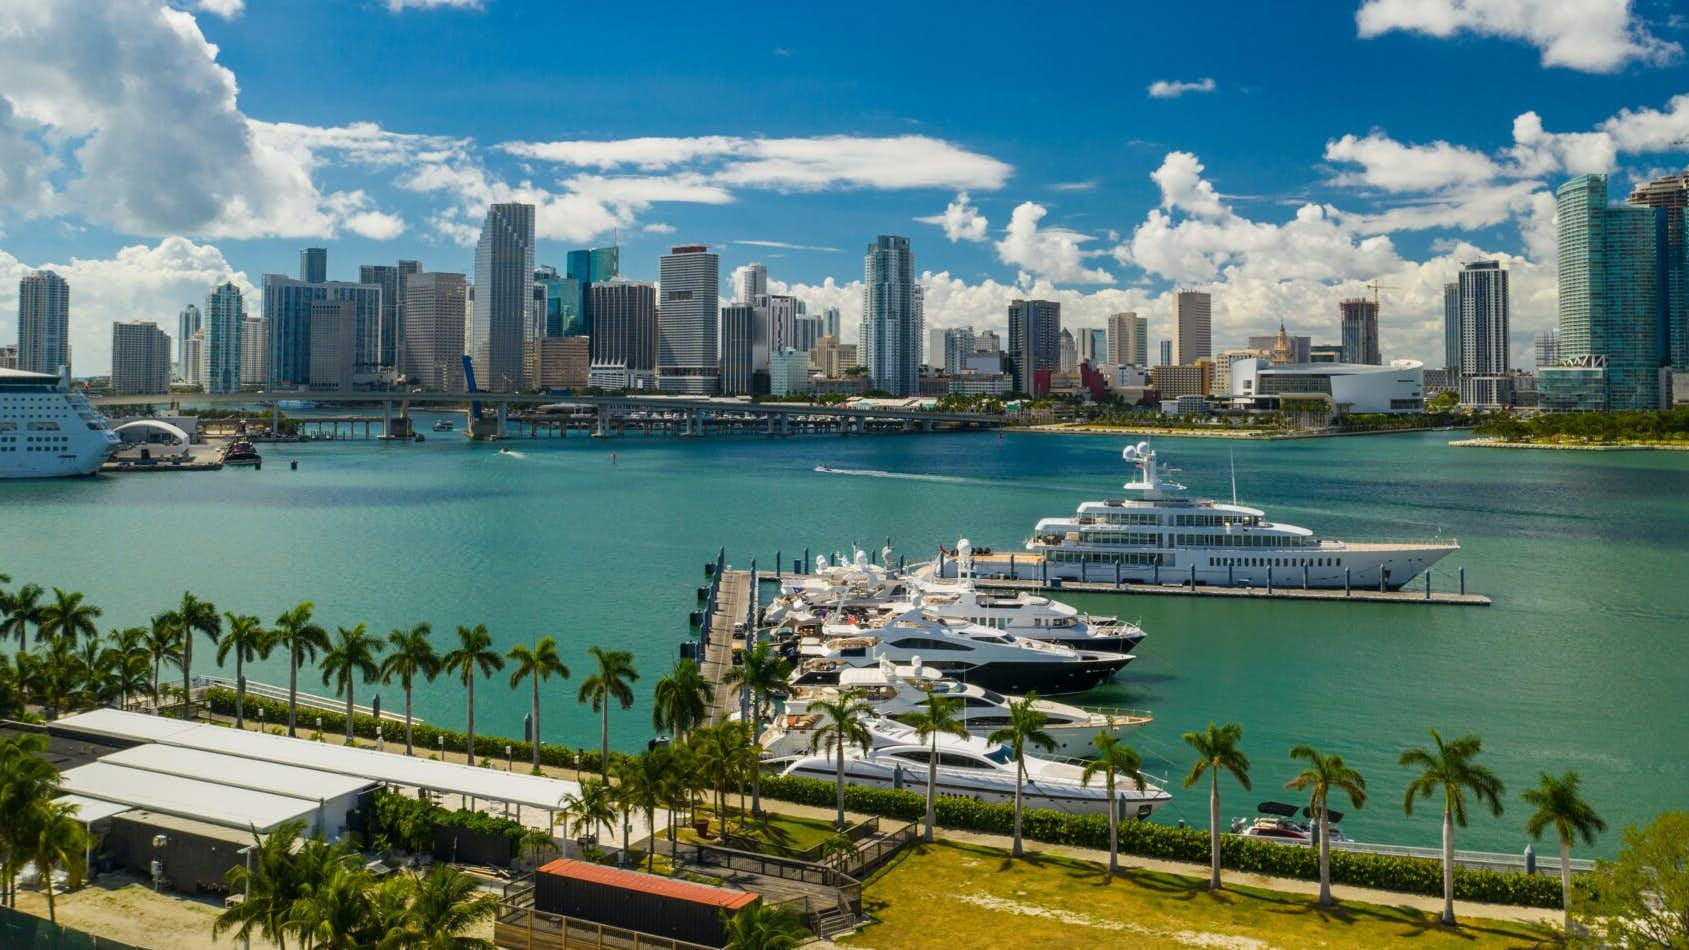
222 439 262 467
763 716 1171 819
941 442 1458 591
774 657 1149 757
1230 801 1351 844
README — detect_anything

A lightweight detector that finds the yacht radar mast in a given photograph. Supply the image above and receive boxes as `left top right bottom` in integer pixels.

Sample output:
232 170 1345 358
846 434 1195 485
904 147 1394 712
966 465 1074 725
1121 441 1184 495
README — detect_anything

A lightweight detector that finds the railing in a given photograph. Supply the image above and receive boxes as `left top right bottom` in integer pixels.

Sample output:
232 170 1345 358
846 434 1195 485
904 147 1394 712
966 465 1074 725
1328 839 1595 874
494 904 718 950
190 674 418 723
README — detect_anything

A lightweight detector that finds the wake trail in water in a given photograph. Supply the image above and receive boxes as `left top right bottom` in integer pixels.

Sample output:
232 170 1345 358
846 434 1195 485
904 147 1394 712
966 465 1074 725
494 450 528 460
814 466 979 485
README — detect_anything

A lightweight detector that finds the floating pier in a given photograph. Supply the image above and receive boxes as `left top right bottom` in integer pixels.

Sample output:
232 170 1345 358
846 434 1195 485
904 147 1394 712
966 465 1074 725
696 552 755 726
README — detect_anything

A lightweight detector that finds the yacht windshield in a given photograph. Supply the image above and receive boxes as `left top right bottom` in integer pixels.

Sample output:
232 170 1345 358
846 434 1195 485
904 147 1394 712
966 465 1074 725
985 745 1014 765
977 687 1007 704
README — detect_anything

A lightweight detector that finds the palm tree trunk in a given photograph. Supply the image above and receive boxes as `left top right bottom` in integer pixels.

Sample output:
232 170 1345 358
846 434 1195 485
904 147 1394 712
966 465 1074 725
1441 808 1456 926
1012 760 1024 858
182 635 193 722
404 686 414 756
1209 770 1222 890
750 697 763 817
43 864 54 923
1317 801 1332 906
152 659 160 715
599 702 609 781
835 741 846 830
233 652 245 729
288 646 299 737
1559 839 1571 932
465 675 476 766
925 733 937 844
531 678 541 771
1107 772 1119 875
344 681 354 744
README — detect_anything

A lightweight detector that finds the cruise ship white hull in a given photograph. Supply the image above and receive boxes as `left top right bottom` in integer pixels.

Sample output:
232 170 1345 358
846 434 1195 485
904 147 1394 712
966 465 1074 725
1 369 122 479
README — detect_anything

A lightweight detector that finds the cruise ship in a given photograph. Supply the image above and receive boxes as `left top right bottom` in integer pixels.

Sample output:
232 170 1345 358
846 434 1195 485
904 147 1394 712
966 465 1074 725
947 442 1457 590
0 368 122 479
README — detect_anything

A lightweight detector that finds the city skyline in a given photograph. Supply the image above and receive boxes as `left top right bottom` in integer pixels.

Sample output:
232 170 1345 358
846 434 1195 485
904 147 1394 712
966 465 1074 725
1 2 1687 377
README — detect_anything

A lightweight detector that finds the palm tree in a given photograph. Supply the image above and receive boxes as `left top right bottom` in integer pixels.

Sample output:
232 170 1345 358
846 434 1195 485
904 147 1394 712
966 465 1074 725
216 613 272 729
30 798 89 924
216 821 306 949
272 602 330 737
722 642 790 815
442 624 503 766
142 614 183 715
321 624 384 745
163 592 220 721
34 639 83 721
720 901 810 950
617 750 670 872
1182 721 1251 891
1 582 44 662
36 587 101 651
987 693 1057 858
0 734 60 908
287 858 374 949
1522 770 1605 931
807 689 876 830
1400 729 1506 926
380 623 440 756
690 723 755 835
96 627 151 710
506 637 569 772
897 694 968 843
388 864 500 950
652 657 712 740
577 646 638 779
1285 744 1368 906
559 779 616 847
1081 729 1146 875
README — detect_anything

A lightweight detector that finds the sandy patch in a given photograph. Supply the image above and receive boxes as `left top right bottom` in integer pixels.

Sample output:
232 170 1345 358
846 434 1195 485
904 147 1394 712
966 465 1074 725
954 892 1273 950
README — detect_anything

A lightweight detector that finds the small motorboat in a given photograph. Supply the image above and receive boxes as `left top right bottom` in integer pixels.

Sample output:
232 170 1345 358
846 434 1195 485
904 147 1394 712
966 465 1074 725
432 419 455 432
223 439 262 468
1230 801 1350 845
814 464 831 473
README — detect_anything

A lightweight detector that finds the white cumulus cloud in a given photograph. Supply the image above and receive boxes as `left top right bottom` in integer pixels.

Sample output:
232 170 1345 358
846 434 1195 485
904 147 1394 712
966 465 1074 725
917 192 990 242
1356 0 1681 72
1147 78 1217 99
995 202 1115 285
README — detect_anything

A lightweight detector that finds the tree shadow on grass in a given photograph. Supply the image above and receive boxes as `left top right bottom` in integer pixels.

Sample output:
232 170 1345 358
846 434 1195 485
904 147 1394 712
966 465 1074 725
1264 893 1557 947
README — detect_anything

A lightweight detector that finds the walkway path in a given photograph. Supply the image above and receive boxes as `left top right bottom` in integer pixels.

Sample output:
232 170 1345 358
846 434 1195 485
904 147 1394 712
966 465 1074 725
702 568 750 725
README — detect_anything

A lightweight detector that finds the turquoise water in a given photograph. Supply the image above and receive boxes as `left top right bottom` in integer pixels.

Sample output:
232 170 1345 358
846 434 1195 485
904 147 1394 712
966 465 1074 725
5 428 1687 855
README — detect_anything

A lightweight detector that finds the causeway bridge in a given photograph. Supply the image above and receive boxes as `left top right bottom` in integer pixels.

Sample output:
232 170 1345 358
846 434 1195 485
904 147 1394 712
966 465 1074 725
91 390 1008 440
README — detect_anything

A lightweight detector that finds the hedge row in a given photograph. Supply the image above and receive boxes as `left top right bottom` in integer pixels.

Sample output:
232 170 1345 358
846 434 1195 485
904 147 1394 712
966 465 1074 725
757 775 1563 909
365 786 526 854
202 687 612 773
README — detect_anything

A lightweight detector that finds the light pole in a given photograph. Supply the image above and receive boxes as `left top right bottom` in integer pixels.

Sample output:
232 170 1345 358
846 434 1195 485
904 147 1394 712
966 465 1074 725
505 744 513 771
236 843 254 950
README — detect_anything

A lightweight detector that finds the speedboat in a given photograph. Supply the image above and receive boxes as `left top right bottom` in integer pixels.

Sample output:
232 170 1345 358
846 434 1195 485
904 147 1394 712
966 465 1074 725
941 442 1458 591
1230 801 1351 845
774 657 1149 757
432 419 455 432
814 464 831 473
763 716 1171 819
222 439 262 467
768 550 1147 655
777 605 1133 695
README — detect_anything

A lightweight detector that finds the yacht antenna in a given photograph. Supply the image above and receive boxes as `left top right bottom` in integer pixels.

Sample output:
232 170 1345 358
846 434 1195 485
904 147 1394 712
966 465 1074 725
1229 450 1238 506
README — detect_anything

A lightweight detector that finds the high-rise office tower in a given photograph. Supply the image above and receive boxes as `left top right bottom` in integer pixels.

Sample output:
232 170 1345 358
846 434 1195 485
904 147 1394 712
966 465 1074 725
975 329 1002 354
204 281 245 394
739 262 768 303
1106 312 1147 366
861 236 921 396
308 300 356 391
1158 339 1172 366
559 246 618 339
1339 298 1381 364
1534 329 1559 368
720 304 757 395
359 262 421 372
17 270 70 376
942 327 975 375
764 294 799 361
794 313 824 353
1171 291 1212 366
299 248 327 284
402 271 467 391
182 331 203 387
822 307 841 340
1057 328 1077 373
1077 328 1107 365
590 277 658 390
240 317 268 387
110 321 171 395
1457 261 1511 406
657 245 721 393
469 203 535 392
1007 299 1061 392
1443 282 1461 373
1625 172 1689 368
177 304 201 379
263 275 382 388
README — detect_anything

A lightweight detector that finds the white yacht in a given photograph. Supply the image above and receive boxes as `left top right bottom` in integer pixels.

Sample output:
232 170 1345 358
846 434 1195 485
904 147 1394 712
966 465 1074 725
768 552 1147 655
944 442 1457 591
763 716 1171 819
780 605 1133 696
0 368 121 479
776 658 1150 757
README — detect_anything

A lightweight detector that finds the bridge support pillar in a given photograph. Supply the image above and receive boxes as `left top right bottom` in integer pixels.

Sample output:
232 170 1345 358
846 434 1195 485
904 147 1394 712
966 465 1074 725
496 402 508 438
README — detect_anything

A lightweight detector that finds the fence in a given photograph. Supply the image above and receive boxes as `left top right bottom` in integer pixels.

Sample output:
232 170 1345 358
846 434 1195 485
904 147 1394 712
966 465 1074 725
1330 839 1595 875
493 904 718 950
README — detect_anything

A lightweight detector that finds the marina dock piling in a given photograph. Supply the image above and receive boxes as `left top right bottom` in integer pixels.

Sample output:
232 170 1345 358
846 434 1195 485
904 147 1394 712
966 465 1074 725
1460 567 1466 595
1345 568 1351 596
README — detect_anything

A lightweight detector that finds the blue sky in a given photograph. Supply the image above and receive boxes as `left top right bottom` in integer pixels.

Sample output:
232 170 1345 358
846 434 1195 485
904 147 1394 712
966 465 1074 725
1 0 1687 373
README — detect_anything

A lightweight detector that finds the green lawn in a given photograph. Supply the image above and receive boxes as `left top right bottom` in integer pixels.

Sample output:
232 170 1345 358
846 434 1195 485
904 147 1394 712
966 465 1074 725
680 806 839 855
843 840 1553 949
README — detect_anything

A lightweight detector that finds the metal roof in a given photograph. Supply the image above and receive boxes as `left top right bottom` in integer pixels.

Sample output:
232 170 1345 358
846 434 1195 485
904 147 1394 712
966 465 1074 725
100 743 375 802
55 794 131 824
537 859 759 909
58 761 323 832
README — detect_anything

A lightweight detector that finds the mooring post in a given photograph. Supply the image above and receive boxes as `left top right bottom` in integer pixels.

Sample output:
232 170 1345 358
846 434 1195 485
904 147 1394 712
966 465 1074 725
1303 564 1309 590
775 550 781 583
1459 567 1466 596
1228 563 1234 586
1008 554 1016 578
1189 564 1196 590
1344 567 1351 596
1425 571 1432 600
1267 566 1273 595
1114 561 1121 588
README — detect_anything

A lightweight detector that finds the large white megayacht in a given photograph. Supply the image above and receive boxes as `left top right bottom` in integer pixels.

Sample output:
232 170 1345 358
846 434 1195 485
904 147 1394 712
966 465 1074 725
943 442 1457 590
0 368 122 479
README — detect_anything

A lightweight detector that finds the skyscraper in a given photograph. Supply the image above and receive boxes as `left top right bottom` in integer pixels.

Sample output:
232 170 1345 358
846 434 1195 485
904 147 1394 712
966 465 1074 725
720 304 757 395
1247 330 1310 364
822 307 841 340
1158 339 1172 366
263 275 382 388
942 327 975 375
1078 328 1107 365
1058 328 1077 373
739 262 768 302
1534 329 1559 368
590 277 658 390
1457 260 1511 406
657 245 721 393
402 271 467 391
1007 299 1061 393
110 321 171 395
308 300 356 391
1541 173 1682 410
204 281 244 394
1625 172 1689 368
1171 291 1211 366
178 304 201 379
861 236 921 396
240 317 267 387
300 248 327 284
17 270 70 376
1107 312 1148 366
469 203 535 392
1339 298 1381 364
560 246 618 338
359 262 420 372
1443 282 1461 373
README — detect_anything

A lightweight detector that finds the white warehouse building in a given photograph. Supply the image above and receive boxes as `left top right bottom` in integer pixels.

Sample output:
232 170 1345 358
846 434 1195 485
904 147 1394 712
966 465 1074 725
1230 359 1424 414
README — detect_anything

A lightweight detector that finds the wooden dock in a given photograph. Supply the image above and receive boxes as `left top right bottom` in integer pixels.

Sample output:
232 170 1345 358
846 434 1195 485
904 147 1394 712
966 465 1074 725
701 568 752 725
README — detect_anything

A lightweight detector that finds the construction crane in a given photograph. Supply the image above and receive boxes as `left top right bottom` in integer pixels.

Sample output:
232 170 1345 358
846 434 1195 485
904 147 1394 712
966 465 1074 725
1364 280 1398 307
